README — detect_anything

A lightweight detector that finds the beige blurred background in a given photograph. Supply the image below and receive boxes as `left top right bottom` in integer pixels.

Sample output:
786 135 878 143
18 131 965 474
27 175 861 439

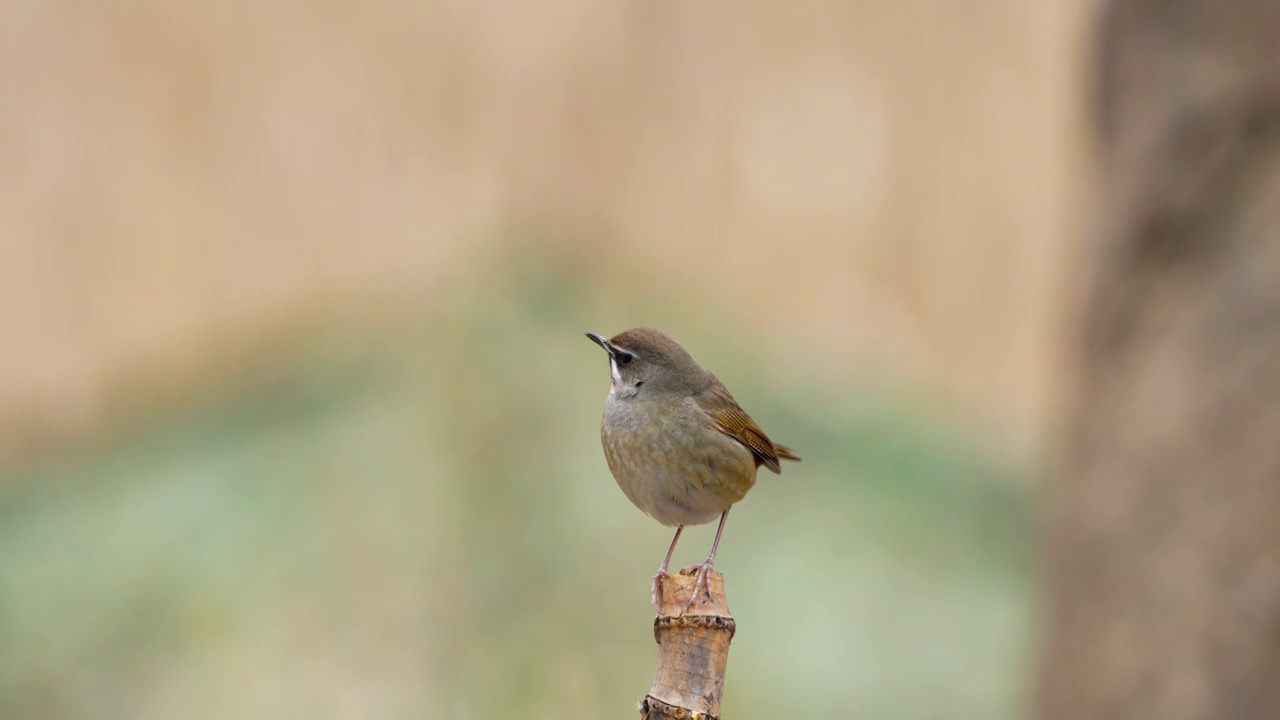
0 1 1094 718
1 0 1090 462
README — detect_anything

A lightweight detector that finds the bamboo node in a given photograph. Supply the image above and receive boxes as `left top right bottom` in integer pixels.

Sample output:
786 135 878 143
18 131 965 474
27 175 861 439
640 694 718 720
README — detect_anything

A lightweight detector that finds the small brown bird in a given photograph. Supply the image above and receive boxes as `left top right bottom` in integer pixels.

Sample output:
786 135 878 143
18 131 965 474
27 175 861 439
586 327 800 610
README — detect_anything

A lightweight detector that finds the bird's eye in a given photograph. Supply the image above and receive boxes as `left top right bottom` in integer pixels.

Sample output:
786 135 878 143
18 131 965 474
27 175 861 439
614 352 634 367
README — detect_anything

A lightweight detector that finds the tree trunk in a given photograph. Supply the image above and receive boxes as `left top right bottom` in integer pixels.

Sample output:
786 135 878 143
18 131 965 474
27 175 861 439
1039 1 1280 719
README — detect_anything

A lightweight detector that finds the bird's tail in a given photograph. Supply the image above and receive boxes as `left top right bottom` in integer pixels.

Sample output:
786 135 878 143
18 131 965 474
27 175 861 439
774 443 802 463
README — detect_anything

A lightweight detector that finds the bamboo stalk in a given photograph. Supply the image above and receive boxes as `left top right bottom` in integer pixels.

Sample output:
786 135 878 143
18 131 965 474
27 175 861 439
640 568 736 720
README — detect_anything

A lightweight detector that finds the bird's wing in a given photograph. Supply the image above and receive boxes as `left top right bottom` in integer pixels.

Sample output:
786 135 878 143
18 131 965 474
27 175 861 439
692 380 800 474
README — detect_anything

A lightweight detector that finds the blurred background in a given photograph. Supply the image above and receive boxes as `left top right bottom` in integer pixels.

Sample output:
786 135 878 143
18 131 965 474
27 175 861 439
0 1 1097 718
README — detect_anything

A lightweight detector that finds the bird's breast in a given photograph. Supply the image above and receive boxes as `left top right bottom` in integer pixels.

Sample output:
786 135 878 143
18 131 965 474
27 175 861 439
599 396 757 527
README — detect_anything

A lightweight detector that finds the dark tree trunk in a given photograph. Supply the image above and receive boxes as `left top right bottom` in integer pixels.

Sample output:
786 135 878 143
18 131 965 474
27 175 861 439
1039 1 1280 719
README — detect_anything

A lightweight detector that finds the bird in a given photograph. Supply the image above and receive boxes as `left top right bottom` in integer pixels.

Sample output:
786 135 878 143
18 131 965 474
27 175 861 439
585 327 800 611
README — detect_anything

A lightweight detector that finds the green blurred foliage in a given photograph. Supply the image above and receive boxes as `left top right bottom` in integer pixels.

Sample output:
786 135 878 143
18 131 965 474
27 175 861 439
0 258 1032 720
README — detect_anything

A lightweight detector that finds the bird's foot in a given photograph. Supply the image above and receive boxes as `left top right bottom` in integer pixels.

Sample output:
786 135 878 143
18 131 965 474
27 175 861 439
680 560 715 611
650 570 670 612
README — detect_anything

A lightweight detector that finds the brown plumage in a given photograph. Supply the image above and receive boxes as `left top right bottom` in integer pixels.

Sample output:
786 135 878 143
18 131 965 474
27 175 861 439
696 380 800 474
585 327 800 611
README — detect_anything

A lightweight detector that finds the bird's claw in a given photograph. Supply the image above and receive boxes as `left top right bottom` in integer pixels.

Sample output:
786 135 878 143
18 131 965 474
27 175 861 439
680 561 715 610
650 570 669 612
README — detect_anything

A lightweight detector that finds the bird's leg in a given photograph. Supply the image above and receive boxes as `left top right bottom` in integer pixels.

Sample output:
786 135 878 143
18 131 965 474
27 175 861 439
651 526 683 611
682 508 730 609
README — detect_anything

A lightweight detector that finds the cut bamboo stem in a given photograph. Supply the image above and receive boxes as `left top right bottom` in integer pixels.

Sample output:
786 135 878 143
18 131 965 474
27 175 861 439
640 568 736 720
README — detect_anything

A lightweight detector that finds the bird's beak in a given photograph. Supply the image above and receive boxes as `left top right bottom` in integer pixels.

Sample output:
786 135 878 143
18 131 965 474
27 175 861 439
585 332 612 354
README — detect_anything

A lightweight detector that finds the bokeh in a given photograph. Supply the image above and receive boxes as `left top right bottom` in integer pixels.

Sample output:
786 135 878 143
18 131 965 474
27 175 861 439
0 2 1092 718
